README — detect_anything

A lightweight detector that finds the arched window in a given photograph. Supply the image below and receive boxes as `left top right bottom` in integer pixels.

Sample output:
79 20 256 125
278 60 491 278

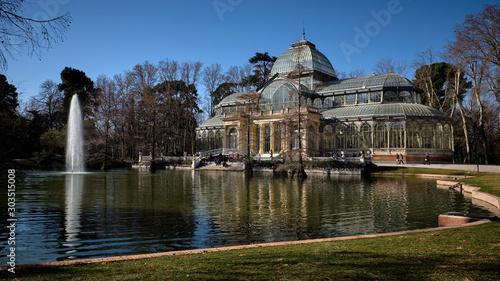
323 124 334 150
313 98 322 108
208 131 215 150
254 125 260 153
414 93 422 104
215 131 222 149
196 132 203 151
333 96 343 106
292 125 299 149
406 122 420 148
443 124 452 149
374 123 387 148
384 91 397 103
202 132 208 151
335 125 345 149
370 91 381 103
358 93 369 104
400 91 412 103
390 122 404 148
345 94 356 105
273 124 281 152
308 126 315 150
360 123 372 148
228 128 237 149
264 126 271 153
272 86 285 109
261 81 298 110
436 123 444 149
345 123 358 148
324 97 333 108
421 122 434 148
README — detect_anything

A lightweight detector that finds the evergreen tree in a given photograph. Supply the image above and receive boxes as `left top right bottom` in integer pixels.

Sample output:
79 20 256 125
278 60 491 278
0 74 19 159
247 52 277 89
58 67 95 119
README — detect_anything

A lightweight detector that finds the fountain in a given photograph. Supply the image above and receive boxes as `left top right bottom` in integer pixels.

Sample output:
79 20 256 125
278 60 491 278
66 94 85 173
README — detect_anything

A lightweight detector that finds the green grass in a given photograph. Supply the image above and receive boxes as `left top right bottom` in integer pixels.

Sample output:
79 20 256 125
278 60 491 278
373 166 500 197
461 173 500 197
4 223 500 280
373 166 478 176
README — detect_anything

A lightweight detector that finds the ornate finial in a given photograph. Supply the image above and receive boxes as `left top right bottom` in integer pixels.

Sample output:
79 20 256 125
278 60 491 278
302 21 305 40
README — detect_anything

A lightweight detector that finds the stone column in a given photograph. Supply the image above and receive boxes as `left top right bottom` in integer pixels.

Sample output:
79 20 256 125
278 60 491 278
222 126 227 153
259 124 265 154
303 125 309 156
282 125 287 153
270 123 275 155
403 122 407 149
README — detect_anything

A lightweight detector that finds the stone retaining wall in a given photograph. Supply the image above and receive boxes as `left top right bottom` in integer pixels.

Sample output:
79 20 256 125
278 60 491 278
437 180 500 215
438 213 492 227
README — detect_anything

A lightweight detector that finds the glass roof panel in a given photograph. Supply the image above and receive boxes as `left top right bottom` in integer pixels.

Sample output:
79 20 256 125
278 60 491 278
198 116 223 128
316 73 414 94
270 40 335 78
320 103 447 119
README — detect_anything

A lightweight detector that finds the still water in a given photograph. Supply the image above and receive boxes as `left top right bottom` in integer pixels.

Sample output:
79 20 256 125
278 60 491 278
0 169 491 265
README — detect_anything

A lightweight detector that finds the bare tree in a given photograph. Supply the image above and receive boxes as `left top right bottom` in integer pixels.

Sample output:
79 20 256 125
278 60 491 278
226 64 253 92
202 63 226 118
444 4 500 164
158 58 179 82
412 47 440 70
337 69 366 79
125 61 160 158
28 79 63 130
373 58 408 75
0 0 71 70
180 61 204 87
112 73 130 159
455 5 500 70
412 48 442 108
92 75 119 169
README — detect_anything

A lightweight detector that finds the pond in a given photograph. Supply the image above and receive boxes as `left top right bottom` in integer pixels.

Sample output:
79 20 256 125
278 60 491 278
0 169 491 265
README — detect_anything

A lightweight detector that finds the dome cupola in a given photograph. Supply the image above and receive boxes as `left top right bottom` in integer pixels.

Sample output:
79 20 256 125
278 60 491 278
270 36 336 81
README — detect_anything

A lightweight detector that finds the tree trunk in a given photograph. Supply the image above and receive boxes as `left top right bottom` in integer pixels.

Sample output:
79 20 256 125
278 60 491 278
471 68 489 164
455 69 471 163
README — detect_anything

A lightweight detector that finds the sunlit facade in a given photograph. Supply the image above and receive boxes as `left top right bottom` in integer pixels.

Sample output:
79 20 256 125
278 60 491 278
196 38 454 163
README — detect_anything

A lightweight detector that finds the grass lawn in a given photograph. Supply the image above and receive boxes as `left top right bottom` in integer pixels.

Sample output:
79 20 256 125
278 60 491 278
3 222 499 280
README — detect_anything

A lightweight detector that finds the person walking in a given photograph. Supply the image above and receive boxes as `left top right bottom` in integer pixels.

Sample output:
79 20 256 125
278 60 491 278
425 152 430 165
396 153 400 164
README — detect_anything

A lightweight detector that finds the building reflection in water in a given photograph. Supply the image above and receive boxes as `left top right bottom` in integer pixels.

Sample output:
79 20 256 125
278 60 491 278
190 172 383 246
186 172 466 246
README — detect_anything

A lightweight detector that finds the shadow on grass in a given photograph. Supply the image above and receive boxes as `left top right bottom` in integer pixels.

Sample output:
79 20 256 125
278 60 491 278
6 249 500 280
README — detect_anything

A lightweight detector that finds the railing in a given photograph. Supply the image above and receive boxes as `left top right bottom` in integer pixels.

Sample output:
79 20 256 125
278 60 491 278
138 155 191 163
199 149 223 157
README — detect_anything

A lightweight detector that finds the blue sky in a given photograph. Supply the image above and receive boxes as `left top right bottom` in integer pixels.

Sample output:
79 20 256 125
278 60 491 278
3 0 497 105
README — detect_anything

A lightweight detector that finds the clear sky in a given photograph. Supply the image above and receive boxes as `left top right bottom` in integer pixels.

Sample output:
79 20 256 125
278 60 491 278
3 0 497 105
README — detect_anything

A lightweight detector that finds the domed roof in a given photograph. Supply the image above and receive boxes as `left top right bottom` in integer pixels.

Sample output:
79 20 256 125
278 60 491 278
270 38 336 79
